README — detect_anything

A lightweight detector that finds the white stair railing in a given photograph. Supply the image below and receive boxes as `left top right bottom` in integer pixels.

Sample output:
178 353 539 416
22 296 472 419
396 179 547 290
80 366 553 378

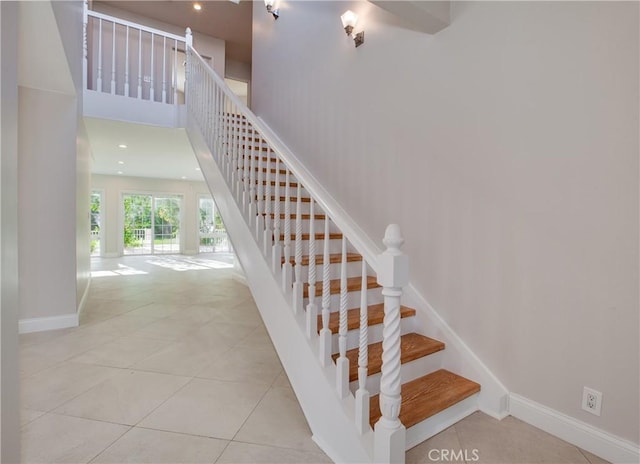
83 5 186 104
186 41 409 463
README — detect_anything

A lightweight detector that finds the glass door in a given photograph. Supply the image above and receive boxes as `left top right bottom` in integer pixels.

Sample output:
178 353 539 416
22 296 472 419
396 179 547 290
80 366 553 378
153 196 181 254
90 191 102 257
123 194 152 255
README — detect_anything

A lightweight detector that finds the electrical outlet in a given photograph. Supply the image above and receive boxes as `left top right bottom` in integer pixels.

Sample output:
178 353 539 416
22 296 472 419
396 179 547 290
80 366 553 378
581 387 602 416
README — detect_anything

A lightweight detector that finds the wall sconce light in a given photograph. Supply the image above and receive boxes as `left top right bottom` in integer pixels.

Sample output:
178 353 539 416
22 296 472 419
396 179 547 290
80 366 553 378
340 10 364 47
264 0 279 19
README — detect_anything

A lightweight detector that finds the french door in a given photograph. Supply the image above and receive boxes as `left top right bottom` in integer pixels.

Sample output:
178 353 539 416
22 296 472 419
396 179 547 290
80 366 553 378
123 193 182 255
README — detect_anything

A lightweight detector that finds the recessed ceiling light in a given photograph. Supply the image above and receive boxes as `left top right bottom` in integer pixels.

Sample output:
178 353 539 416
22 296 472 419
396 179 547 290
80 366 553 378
195 167 201 171
181 176 187 179
193 3 202 11
118 144 127 149
118 160 125 165
117 171 124 175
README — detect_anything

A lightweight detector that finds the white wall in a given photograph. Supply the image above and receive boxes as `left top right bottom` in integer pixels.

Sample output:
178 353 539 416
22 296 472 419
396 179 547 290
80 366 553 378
252 1 639 444
18 87 79 321
92 3 226 78
92 174 210 257
0 2 21 461
52 0 93 315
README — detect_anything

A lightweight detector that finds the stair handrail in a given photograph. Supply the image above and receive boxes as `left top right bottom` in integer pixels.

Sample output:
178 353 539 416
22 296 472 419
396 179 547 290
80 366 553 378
186 43 383 271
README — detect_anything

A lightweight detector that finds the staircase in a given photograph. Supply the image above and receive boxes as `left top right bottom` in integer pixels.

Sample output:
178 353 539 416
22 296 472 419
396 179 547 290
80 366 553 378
184 41 485 463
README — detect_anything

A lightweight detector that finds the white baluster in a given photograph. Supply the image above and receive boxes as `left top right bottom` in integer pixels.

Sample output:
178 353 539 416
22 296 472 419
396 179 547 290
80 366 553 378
124 26 130 96
255 146 265 242
292 183 303 314
374 224 408 464
251 137 262 229
110 21 116 94
282 170 293 292
137 29 142 98
263 142 272 257
82 0 88 90
231 109 238 194
173 39 178 104
305 200 318 338
272 158 282 273
150 34 155 101
241 122 250 214
162 36 167 103
355 259 370 434
319 216 332 367
336 237 350 398
97 19 103 91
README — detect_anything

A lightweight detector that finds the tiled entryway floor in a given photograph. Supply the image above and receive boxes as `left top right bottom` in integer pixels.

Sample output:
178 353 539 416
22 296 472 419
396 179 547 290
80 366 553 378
20 254 609 464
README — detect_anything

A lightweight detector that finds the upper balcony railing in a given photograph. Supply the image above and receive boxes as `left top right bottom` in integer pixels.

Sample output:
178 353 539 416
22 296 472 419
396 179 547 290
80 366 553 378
83 3 187 106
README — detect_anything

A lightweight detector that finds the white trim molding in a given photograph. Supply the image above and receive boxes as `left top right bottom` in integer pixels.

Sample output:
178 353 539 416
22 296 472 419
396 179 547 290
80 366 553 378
77 275 92 320
509 394 640 464
19 313 79 334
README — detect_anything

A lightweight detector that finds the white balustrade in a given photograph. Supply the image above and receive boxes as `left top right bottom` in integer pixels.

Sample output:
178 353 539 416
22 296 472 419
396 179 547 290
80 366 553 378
186 45 413 464
336 237 350 398
85 7 186 104
355 259 370 434
374 224 408 464
319 216 332 367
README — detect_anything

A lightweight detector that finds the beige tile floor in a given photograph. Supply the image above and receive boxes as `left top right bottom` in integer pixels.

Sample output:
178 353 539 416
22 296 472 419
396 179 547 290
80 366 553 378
19 254 609 464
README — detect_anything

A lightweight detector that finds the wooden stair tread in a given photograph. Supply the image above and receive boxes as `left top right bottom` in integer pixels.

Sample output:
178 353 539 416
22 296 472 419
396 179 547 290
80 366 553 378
268 213 325 220
369 369 480 428
279 232 342 241
282 252 362 266
333 333 444 382
259 196 311 203
261 180 299 188
303 275 379 298
318 304 416 334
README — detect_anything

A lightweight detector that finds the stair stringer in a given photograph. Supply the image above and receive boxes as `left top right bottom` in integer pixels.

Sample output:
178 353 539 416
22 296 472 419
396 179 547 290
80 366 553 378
186 118 373 464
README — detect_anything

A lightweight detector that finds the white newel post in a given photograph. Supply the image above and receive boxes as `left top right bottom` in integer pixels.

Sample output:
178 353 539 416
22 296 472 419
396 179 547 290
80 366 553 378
374 224 408 464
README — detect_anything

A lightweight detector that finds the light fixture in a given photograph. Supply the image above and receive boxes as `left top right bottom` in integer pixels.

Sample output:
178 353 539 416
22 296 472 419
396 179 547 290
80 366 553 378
181 176 187 180
195 167 201 171
340 10 364 48
193 3 202 11
117 171 124 175
117 160 125 165
118 144 127 149
264 0 279 19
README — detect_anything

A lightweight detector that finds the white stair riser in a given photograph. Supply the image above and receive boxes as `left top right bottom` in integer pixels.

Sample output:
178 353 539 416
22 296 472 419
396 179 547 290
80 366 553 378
328 315 416 352
350 350 445 396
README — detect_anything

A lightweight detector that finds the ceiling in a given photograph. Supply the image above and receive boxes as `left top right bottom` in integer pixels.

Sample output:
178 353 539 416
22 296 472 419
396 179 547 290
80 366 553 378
85 117 205 182
96 0 253 63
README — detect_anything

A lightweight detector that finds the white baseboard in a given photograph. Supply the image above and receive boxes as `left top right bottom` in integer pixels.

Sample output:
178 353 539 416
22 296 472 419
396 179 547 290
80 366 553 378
19 313 79 334
103 252 120 258
509 394 639 464
183 249 198 256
